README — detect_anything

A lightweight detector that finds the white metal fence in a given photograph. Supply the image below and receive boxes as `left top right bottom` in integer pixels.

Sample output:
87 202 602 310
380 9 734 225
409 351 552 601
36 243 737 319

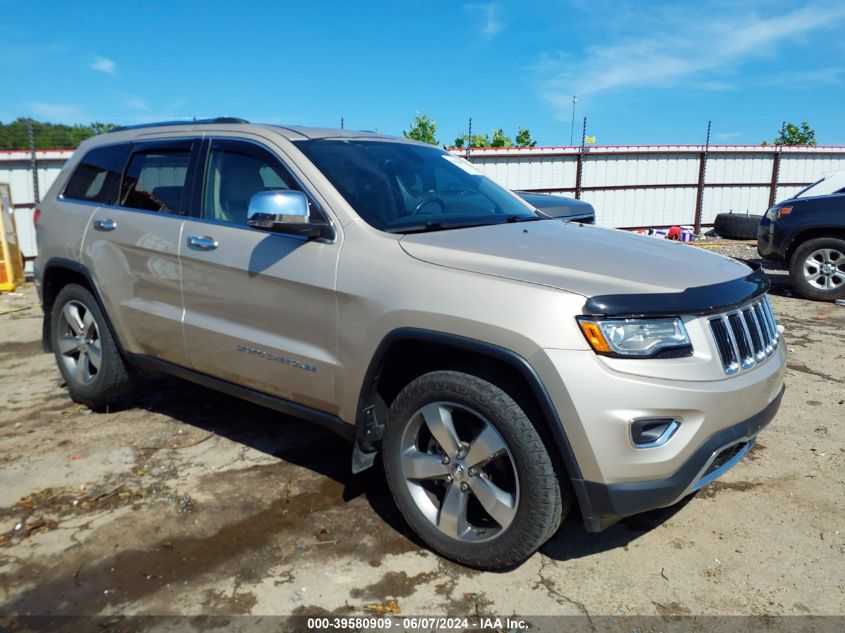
1 150 73 272
452 144 845 229
3 145 845 271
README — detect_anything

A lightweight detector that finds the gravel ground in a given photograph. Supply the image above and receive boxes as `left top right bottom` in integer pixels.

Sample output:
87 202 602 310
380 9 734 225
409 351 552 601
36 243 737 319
0 249 843 624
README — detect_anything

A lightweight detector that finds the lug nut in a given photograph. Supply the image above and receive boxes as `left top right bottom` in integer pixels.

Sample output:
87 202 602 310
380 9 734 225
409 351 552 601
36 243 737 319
460 482 469 492
445 475 452 483
441 455 450 465
468 467 478 476
456 449 466 459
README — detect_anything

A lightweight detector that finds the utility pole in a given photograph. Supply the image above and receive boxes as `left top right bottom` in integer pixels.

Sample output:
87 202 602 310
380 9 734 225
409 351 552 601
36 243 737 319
570 95 578 146
27 120 39 204
340 117 344 130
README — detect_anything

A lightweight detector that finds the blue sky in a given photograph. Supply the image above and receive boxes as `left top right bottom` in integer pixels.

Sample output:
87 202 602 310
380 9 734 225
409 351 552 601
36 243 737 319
2 0 844 146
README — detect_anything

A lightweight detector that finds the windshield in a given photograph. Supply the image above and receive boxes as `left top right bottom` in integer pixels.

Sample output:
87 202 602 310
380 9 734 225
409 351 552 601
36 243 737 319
293 139 540 232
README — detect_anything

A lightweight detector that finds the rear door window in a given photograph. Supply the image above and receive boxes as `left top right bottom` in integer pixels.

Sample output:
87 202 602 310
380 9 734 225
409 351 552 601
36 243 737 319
63 144 131 205
120 141 196 215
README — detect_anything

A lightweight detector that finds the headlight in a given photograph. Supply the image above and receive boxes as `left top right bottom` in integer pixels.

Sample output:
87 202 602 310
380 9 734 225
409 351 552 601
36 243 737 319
765 205 792 221
577 317 692 358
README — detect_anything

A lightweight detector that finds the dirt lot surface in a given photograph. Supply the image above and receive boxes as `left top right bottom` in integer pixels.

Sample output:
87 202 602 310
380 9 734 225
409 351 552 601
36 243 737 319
1 248 843 620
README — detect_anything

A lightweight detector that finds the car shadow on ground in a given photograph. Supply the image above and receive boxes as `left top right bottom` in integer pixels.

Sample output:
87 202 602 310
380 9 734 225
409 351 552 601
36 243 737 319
112 375 703 566
541 496 695 561
111 374 427 548
111 375 699 567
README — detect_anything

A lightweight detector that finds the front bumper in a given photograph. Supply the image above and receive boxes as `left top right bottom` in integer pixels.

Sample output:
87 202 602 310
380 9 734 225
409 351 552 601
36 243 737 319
531 328 786 531
757 215 787 261
573 386 783 531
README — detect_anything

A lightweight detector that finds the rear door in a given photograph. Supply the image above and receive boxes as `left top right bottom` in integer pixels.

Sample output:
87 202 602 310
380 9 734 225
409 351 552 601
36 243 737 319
179 137 340 413
80 138 200 364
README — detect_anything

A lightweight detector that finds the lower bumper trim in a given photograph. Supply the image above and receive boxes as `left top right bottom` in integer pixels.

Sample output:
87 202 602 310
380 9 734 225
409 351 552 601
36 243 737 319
574 385 784 532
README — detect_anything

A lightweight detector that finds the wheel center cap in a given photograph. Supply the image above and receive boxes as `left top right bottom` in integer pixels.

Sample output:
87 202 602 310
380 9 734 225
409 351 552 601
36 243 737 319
451 463 465 481
822 263 833 274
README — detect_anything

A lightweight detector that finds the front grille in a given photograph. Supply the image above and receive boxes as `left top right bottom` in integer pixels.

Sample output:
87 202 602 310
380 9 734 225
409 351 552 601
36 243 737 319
709 295 779 374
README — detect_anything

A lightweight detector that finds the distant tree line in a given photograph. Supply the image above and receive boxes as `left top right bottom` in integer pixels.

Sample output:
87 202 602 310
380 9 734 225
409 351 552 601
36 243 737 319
1 115 820 151
0 118 119 150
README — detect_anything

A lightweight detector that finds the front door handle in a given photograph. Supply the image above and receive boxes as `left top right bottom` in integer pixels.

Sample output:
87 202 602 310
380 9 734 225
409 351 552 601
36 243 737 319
187 235 219 251
93 219 117 231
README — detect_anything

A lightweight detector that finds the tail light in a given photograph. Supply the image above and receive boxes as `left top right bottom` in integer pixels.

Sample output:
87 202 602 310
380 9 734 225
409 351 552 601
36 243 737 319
33 207 41 226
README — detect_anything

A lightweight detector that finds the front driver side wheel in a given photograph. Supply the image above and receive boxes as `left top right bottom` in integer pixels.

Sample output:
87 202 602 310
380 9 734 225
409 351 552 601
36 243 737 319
383 370 565 570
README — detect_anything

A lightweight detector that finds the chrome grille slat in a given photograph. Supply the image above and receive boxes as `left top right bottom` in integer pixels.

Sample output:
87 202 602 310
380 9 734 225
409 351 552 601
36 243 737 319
753 304 773 355
761 296 778 342
708 295 779 374
731 312 755 369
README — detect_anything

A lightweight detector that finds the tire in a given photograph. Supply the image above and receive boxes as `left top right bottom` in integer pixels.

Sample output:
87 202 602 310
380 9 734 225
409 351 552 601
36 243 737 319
788 237 845 301
50 284 134 409
382 370 564 570
713 213 762 240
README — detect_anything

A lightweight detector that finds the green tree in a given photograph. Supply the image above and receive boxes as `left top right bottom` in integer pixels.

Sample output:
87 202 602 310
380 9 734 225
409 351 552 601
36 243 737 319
490 129 513 148
515 127 536 147
0 118 120 150
455 127 537 149
453 133 492 148
403 114 438 145
774 121 816 146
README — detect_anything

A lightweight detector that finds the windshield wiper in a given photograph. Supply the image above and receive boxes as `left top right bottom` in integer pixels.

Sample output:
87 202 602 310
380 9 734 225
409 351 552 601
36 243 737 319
505 215 544 223
386 220 497 234
387 215 545 234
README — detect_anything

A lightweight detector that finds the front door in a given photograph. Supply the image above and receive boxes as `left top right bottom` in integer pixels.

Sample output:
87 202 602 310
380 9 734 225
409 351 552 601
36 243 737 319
179 138 340 413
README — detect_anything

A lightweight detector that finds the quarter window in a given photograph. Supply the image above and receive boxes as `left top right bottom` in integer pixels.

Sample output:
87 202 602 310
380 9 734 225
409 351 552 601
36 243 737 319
63 144 130 205
121 147 192 214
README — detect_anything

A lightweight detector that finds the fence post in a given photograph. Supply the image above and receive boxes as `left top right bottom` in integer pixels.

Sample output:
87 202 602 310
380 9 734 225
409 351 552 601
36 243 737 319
575 117 587 199
28 120 40 205
466 118 472 160
768 147 781 208
693 120 711 235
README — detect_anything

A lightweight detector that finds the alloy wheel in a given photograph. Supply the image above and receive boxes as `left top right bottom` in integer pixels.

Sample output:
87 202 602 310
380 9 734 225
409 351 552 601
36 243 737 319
56 300 102 385
399 401 519 543
803 248 845 290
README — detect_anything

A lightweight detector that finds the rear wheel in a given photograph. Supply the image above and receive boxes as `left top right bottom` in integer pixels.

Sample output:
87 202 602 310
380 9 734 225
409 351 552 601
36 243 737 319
382 370 564 570
789 238 845 301
51 284 134 409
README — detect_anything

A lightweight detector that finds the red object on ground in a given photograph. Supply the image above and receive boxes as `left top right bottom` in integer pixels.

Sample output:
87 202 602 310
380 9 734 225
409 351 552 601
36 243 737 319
667 226 682 240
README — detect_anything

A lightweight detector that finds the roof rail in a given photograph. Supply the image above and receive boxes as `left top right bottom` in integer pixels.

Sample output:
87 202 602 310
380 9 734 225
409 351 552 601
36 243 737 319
108 117 249 133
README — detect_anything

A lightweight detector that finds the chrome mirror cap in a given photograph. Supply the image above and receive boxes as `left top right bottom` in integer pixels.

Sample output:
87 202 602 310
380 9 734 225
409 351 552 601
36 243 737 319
247 190 309 227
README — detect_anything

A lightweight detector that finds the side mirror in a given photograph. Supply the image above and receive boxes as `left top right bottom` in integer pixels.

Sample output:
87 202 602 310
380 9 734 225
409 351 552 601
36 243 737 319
246 190 329 239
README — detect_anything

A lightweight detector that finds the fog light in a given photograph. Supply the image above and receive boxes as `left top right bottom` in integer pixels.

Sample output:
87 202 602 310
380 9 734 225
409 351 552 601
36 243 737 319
631 418 680 448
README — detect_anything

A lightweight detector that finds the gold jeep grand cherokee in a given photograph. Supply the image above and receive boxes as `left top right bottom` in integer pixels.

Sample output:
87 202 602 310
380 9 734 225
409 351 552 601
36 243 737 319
34 119 786 570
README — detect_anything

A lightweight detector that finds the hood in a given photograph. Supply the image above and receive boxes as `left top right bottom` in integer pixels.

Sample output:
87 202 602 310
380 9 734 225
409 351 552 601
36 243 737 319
399 221 752 299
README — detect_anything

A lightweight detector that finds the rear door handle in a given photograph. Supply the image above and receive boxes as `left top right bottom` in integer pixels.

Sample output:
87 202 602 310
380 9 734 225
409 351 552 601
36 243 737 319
187 235 219 251
93 219 117 231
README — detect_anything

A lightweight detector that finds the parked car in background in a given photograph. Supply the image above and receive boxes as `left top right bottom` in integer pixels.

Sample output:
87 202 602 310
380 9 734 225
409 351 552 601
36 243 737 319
758 191 845 301
515 191 595 224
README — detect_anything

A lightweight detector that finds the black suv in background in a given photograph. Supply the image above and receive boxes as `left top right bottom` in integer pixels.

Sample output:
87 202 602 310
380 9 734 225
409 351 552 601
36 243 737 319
758 193 845 301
